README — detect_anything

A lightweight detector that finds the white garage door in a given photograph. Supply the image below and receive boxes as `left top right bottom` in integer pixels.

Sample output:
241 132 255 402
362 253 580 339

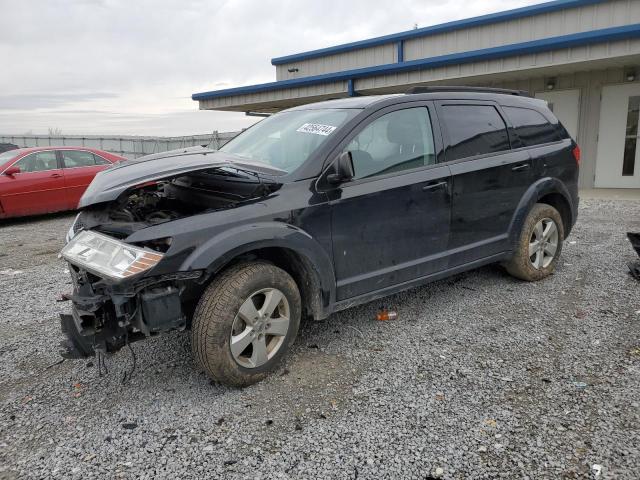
594 83 640 188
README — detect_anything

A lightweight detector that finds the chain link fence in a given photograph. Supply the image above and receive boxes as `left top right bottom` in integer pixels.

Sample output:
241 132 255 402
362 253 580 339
0 131 240 159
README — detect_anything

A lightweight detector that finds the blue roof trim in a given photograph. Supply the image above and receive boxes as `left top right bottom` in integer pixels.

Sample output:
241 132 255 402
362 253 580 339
193 24 640 102
270 0 608 66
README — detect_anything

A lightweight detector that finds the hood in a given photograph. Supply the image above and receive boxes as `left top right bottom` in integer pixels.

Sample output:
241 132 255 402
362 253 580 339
78 146 286 208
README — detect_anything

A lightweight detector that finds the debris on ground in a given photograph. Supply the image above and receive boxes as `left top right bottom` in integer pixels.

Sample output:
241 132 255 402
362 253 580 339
575 308 588 319
376 309 398 321
592 464 603 477
629 263 640 280
484 419 497 428
627 232 640 280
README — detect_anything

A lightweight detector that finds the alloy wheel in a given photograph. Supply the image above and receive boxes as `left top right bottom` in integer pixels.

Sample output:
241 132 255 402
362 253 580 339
230 288 290 368
528 217 559 269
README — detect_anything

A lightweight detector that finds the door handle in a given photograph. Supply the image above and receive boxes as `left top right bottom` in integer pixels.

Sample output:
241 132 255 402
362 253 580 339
50 173 62 178
511 163 530 172
422 181 448 192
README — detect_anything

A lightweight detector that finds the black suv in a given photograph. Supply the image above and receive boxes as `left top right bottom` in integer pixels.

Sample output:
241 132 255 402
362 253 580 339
60 87 579 386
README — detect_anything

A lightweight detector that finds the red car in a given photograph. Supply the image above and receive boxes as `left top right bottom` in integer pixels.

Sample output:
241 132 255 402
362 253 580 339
0 147 126 219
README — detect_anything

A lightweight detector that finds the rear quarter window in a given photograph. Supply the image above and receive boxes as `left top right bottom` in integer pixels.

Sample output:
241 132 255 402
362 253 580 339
503 106 565 146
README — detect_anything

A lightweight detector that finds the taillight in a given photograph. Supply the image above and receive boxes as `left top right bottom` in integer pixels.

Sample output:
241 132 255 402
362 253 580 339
572 145 581 166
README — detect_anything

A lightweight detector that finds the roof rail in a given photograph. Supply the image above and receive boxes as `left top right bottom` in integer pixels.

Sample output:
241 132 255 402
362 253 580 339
406 86 532 97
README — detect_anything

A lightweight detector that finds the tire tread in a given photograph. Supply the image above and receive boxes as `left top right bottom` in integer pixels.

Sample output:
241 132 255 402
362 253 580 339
191 262 300 387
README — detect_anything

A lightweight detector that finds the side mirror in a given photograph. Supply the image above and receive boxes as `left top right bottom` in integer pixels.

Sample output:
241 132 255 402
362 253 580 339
327 151 355 185
3 166 20 176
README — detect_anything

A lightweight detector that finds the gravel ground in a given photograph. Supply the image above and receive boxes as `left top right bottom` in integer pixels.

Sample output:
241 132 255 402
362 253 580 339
0 199 639 480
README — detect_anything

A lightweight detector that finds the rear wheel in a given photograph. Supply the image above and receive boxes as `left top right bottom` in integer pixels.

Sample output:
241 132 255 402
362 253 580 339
504 203 564 281
192 262 301 387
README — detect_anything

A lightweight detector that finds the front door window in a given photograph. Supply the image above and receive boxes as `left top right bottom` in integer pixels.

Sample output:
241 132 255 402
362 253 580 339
13 151 58 172
345 107 435 179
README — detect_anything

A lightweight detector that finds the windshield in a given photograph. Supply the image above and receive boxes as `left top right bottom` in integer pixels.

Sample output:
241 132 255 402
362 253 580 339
220 109 357 173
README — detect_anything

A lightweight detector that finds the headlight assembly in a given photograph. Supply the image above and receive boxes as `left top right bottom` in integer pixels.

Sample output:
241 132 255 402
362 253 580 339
61 230 164 281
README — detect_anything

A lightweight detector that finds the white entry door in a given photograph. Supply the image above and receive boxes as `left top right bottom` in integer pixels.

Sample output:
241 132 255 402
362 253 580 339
595 83 640 188
535 89 580 141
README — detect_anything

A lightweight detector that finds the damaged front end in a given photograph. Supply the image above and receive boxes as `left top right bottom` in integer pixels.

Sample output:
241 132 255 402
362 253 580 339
59 264 203 359
58 148 285 359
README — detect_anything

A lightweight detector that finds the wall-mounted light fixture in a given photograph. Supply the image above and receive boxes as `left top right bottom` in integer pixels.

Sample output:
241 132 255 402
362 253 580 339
546 78 556 90
287 67 299 73
625 68 636 82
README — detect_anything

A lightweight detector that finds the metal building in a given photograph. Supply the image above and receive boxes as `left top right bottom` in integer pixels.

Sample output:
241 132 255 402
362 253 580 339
193 0 640 189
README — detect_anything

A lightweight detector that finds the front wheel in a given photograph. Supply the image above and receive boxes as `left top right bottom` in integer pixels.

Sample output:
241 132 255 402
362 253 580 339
504 203 564 282
192 262 301 387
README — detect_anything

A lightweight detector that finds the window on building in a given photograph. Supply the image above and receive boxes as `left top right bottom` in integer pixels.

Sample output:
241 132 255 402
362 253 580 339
440 105 510 161
61 150 102 168
623 96 640 176
14 151 58 172
503 106 562 147
345 107 435 179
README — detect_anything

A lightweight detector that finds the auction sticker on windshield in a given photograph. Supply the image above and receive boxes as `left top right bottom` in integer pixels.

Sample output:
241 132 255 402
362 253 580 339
296 123 337 136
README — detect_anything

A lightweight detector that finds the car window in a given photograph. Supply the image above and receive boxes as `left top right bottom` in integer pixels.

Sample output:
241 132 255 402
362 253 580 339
13 151 59 173
93 154 110 165
61 150 101 168
345 107 435 179
503 106 563 147
440 105 510 161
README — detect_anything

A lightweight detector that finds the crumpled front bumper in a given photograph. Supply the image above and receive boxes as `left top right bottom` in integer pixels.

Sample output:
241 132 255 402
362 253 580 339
58 264 204 359
59 308 101 359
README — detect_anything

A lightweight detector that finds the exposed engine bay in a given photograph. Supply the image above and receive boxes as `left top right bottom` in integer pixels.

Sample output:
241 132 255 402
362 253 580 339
75 167 280 239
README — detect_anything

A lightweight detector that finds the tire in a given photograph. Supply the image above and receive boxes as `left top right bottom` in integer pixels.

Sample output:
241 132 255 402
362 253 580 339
504 203 564 282
192 262 301 387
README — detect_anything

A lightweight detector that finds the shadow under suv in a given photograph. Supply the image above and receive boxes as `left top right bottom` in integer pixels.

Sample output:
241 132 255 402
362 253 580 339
59 87 579 386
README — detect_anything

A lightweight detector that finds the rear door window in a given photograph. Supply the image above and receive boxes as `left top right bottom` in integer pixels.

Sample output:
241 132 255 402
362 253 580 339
345 107 436 179
503 106 563 146
440 105 510 161
61 150 101 168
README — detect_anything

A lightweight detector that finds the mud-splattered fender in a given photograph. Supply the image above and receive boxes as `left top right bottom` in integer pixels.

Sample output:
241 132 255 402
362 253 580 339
507 177 576 249
180 221 336 313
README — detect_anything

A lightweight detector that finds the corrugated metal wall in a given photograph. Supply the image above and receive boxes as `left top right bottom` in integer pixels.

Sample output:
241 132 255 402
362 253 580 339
276 44 397 80
275 0 640 80
198 34 640 112
354 39 640 92
198 82 349 112
0 132 239 159
403 0 639 62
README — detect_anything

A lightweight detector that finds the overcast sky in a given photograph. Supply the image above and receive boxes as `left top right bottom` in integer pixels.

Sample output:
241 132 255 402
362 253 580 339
0 0 539 137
